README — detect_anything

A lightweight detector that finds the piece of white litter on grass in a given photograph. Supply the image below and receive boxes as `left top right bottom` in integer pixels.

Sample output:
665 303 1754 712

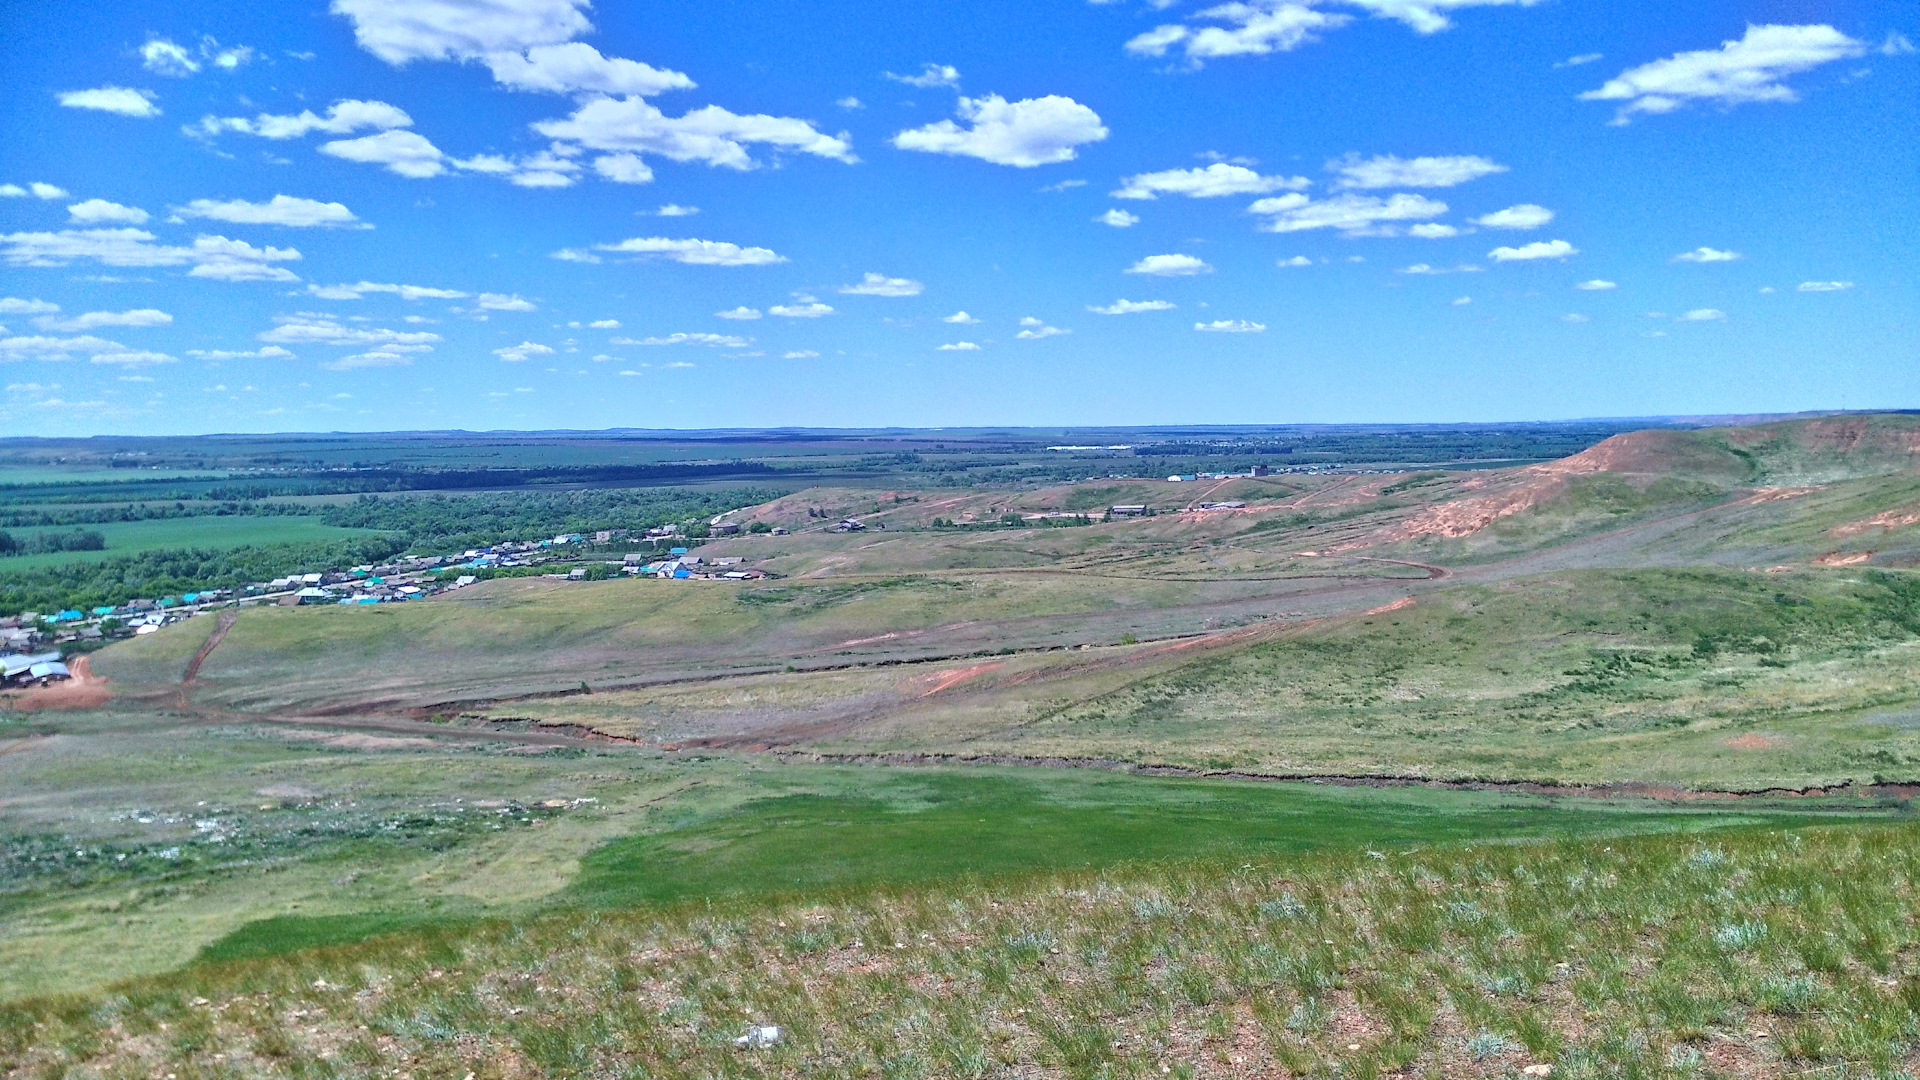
735 1025 781 1049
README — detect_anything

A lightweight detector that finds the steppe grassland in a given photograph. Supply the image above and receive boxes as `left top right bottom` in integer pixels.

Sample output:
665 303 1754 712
496 562 1920 791
942 567 1920 788
95 539 1418 713
12 825 1920 1080
0 728 702 999
1 730 1778 1003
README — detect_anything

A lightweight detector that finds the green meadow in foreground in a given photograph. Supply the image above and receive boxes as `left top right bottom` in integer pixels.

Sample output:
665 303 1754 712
12 823 1920 1079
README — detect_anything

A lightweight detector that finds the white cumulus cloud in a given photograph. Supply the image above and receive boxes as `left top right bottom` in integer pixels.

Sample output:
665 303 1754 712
894 94 1107 167
1113 163 1311 200
1098 209 1141 227
307 281 468 300
67 199 150 225
1408 223 1462 238
329 0 592 64
942 311 980 324
1581 24 1866 124
590 237 785 266
187 236 303 281
1 183 69 200
887 63 961 88
33 309 171 332
185 346 295 360
321 130 450 178
59 87 160 117
173 195 363 228
476 293 537 311
1677 308 1727 321
1575 279 1617 290
1196 319 1267 332
937 341 982 351
482 42 692 96
494 341 555 361
1127 253 1213 276
192 100 413 140
1249 192 1448 235
1277 255 1314 267
1089 299 1175 314
0 298 59 314
141 38 201 77
1474 203 1553 229
1673 247 1741 263
783 350 819 358
0 229 302 281
1798 280 1854 292
323 347 422 370
770 302 834 317
1126 0 1548 66
716 307 762 320
1126 5 1350 64
1487 239 1577 262
839 273 924 297
259 317 439 346
1330 153 1505 189
532 97 853 170
1015 322 1069 339
0 334 175 366
618 332 752 347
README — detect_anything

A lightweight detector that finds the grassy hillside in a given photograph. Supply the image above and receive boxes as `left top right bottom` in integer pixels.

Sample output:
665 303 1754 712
93 562 1414 713
0 728 1805 1002
922 567 1920 788
11 823 1920 1079
1557 413 1920 487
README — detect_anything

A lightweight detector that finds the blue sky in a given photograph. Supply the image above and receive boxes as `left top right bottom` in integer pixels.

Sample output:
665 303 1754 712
0 0 1914 434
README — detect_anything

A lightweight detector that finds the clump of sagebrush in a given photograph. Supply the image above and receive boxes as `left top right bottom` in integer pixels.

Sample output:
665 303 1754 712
8 825 1920 1078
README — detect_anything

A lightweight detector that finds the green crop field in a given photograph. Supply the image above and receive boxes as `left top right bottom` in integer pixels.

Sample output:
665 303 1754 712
0 516 394 570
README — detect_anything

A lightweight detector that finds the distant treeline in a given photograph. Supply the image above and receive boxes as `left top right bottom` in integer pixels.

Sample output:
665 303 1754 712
0 529 106 557
0 537 407 615
0 502 296 529
200 461 779 501
0 462 783 507
316 486 781 554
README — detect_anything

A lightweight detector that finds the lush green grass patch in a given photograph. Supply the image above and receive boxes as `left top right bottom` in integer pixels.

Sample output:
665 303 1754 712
567 766 1844 909
196 912 445 963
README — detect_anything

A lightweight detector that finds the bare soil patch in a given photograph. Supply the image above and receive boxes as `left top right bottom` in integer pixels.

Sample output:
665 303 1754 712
1 655 111 711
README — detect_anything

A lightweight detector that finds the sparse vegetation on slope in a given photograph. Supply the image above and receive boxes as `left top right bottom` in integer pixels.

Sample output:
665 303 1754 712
10 824 1920 1079
965 567 1920 788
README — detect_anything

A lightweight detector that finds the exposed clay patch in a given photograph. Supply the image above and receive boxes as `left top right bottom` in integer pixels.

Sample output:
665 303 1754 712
1724 734 1783 750
1832 506 1920 538
1814 550 1874 566
1 655 111 711
1741 486 1820 504
914 661 1004 697
1361 596 1416 616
